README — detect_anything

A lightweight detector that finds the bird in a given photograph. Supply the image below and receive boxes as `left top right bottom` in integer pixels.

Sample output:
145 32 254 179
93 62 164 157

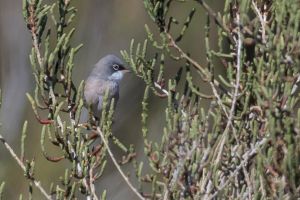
83 54 129 121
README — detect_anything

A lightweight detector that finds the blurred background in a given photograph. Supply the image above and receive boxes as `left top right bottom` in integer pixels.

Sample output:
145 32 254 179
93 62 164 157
0 0 222 199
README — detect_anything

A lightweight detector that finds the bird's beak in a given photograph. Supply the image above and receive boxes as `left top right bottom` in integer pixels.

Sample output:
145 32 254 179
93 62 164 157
122 69 131 74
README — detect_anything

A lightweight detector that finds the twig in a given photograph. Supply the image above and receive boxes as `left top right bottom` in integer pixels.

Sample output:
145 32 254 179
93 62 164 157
32 32 43 67
212 11 243 175
154 82 169 96
252 1 266 44
242 165 253 199
167 33 207 76
209 82 229 118
166 32 229 118
163 189 169 200
89 163 99 200
28 4 43 68
0 134 52 200
169 147 186 189
225 11 242 137
194 0 235 44
96 128 145 200
170 102 215 196
291 74 300 95
208 138 269 199
166 17 241 179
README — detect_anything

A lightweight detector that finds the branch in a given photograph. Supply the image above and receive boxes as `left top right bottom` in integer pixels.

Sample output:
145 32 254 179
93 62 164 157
28 4 43 67
88 161 99 200
211 11 242 177
194 0 235 44
225 11 242 137
96 128 145 200
166 32 229 117
166 32 208 77
154 82 169 96
0 134 52 200
252 1 266 44
208 138 269 199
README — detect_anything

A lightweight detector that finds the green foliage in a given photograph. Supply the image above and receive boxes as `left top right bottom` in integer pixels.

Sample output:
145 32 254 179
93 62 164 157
121 0 300 199
20 0 123 199
0 182 5 200
0 89 1 128
0 0 299 199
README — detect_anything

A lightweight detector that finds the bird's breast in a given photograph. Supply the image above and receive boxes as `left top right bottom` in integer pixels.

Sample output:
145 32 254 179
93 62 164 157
84 77 119 105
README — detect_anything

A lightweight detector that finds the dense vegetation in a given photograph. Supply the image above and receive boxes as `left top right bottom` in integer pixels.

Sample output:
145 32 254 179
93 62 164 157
1 0 300 199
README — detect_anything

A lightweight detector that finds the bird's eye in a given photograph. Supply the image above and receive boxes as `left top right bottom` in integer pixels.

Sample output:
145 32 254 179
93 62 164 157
112 64 120 71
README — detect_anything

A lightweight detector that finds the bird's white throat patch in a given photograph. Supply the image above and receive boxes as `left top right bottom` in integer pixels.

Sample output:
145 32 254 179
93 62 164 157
108 71 124 82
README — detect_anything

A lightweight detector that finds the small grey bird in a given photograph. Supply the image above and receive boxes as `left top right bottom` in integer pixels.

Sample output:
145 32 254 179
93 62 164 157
84 54 129 120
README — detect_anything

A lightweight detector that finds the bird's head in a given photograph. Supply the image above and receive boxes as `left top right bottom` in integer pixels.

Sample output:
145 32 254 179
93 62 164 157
91 54 130 82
